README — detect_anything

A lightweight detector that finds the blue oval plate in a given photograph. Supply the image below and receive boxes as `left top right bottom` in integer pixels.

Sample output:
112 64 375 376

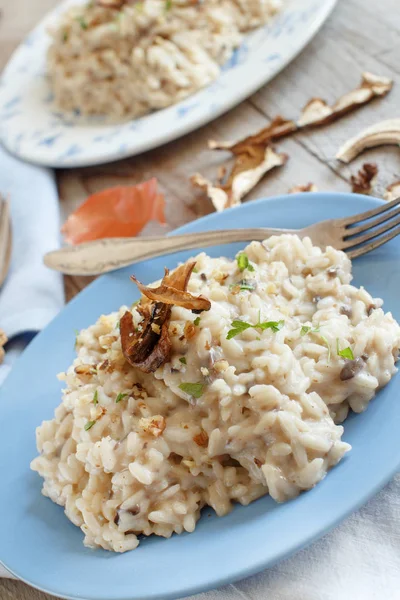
1 192 400 600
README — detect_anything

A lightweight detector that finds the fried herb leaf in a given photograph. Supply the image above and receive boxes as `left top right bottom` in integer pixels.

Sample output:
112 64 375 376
178 382 205 398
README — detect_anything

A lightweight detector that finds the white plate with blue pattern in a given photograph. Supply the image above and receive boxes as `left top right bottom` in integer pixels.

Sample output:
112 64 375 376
0 0 337 168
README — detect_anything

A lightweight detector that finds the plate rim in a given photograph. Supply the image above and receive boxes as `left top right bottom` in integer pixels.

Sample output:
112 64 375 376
1 191 399 600
0 0 337 168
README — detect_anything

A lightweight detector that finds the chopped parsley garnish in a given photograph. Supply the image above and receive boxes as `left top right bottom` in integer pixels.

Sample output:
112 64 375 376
227 316 284 340
93 390 98 406
62 30 69 42
230 280 256 292
301 325 331 361
178 382 204 398
76 16 88 29
179 357 187 365
336 339 354 360
84 420 96 431
193 317 201 326
116 392 128 403
237 253 255 272
165 0 173 10
192 266 199 273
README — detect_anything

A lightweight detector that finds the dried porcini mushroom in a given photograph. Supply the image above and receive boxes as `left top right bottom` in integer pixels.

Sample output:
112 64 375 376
350 163 378 195
339 357 364 381
298 72 393 128
191 147 288 211
0 330 7 364
131 276 211 312
193 72 392 211
384 180 400 201
96 0 126 7
288 183 318 193
336 119 400 163
208 116 297 154
120 262 211 373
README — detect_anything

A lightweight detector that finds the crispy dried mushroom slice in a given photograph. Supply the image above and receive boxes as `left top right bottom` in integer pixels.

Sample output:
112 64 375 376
384 180 400 201
350 163 378 195
96 0 126 7
288 183 318 193
336 119 400 163
298 72 393 128
191 147 288 211
121 262 210 373
131 276 211 312
208 116 297 154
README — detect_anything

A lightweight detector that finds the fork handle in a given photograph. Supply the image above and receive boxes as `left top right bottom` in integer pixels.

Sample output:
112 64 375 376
44 227 292 276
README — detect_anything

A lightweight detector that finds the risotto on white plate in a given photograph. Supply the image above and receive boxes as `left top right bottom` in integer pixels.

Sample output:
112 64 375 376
31 235 400 552
47 0 281 119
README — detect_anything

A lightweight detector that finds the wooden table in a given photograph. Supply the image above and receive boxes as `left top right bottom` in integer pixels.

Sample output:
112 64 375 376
0 0 399 598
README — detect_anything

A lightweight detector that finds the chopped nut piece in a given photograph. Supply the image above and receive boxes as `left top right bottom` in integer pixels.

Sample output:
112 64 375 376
139 415 166 437
384 180 400 201
74 364 95 376
193 430 209 447
184 321 197 340
191 147 288 211
350 163 378 195
336 118 400 163
288 183 318 193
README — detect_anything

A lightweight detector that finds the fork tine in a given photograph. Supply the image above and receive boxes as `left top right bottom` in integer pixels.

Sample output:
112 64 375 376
342 196 400 227
344 203 400 237
342 213 400 250
347 225 400 259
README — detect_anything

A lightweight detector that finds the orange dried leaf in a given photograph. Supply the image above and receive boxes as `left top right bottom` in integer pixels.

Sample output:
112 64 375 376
62 178 166 245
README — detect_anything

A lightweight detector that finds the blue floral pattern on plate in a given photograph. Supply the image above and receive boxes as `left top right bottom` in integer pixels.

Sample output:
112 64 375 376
0 0 337 168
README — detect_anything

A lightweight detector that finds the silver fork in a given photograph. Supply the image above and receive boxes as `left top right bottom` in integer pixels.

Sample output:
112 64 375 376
44 197 400 276
0 195 12 287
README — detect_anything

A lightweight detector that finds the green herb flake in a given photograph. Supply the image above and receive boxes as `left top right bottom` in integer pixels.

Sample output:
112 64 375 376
62 30 69 42
193 317 201 326
226 320 253 340
116 392 128 403
237 253 255 272
179 357 187 365
192 266 199 273
258 320 285 332
336 339 354 360
165 0 172 10
178 382 204 398
93 390 98 406
76 16 88 29
84 420 96 431
227 317 284 340
230 280 256 293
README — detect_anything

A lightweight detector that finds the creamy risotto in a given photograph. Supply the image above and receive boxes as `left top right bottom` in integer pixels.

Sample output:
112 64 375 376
47 0 281 119
31 235 400 552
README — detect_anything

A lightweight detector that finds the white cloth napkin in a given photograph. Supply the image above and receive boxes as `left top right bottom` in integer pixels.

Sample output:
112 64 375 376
0 144 64 388
0 145 64 576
